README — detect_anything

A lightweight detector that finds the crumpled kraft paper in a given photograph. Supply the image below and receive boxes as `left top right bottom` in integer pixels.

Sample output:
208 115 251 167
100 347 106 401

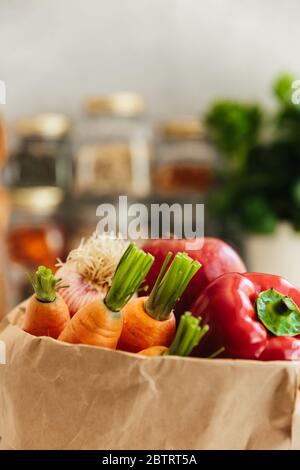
0 303 300 450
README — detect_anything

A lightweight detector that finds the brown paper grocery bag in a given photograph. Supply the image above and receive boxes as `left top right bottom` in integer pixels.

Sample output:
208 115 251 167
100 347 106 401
0 304 300 450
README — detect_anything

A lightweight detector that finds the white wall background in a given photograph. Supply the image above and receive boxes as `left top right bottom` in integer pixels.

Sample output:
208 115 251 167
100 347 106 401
0 0 299 123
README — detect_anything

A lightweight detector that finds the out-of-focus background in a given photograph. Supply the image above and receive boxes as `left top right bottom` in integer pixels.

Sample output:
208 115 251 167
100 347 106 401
1 0 299 120
0 0 300 312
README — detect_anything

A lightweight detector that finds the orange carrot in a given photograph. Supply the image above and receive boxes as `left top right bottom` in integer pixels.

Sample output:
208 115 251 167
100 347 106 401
58 243 153 349
138 312 208 357
58 298 123 348
118 252 201 353
23 266 70 338
138 345 168 357
120 296 176 352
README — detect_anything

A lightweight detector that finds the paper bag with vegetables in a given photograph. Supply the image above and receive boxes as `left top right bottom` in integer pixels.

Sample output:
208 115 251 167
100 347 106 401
1 233 300 450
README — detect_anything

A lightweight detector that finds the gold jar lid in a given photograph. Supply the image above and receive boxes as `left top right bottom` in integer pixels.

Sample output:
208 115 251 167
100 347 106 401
15 113 71 139
83 93 145 117
160 118 205 140
10 186 64 214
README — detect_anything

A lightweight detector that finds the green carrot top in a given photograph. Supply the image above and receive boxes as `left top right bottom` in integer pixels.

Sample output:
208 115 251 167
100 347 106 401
145 252 201 321
29 266 65 303
168 312 209 357
104 243 154 312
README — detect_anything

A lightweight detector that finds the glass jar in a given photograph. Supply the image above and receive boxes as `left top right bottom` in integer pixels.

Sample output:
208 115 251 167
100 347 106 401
7 186 66 307
6 113 73 192
154 118 217 196
75 93 151 197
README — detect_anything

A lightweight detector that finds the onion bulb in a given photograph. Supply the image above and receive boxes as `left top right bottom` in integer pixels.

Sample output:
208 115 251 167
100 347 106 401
56 233 128 316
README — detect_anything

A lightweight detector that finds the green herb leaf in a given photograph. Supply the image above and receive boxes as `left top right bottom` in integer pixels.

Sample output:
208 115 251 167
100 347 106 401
273 73 295 107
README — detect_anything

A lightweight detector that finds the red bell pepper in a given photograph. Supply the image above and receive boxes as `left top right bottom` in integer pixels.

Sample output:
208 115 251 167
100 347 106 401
192 272 300 360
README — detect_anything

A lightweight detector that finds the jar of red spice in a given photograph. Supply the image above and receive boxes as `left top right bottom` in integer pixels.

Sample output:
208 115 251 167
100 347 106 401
7 186 66 307
154 118 217 196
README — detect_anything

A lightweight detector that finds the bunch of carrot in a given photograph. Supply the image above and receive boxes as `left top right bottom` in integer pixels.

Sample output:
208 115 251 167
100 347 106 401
138 312 209 357
118 251 201 352
22 241 209 357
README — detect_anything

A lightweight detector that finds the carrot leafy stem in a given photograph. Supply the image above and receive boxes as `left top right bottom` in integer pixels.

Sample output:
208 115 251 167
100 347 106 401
168 312 209 356
29 266 62 303
104 243 154 312
145 252 201 321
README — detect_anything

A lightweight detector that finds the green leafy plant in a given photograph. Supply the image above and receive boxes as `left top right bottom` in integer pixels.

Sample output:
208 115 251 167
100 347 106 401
205 101 262 171
205 73 300 234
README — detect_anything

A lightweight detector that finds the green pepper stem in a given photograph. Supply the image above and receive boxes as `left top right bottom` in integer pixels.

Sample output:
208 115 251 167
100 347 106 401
167 312 209 357
104 243 154 312
272 297 295 316
29 266 62 303
144 252 201 321
256 288 300 336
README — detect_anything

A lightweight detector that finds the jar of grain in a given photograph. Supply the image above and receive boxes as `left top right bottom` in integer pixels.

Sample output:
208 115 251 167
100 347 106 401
76 93 151 197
